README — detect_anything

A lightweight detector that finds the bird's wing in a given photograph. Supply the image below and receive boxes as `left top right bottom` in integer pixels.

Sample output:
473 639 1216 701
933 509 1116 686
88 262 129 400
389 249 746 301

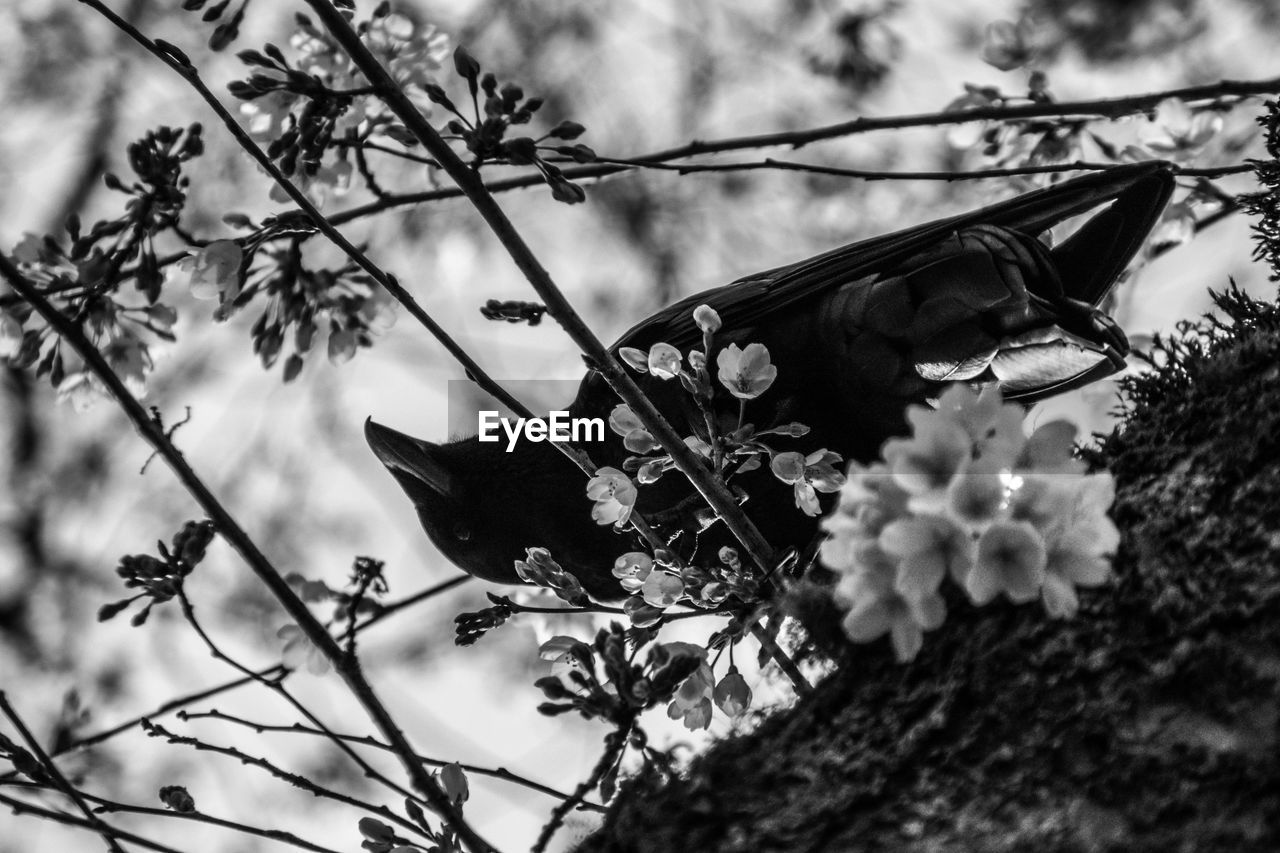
612 162 1173 355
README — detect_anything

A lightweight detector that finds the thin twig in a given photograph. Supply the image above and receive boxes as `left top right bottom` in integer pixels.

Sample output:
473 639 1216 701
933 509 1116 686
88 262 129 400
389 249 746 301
180 709 607 813
326 75 1280 223
0 791 185 853
532 722 631 853
50 667 281 759
175 589 424 808
0 692 126 853
0 576 467 781
352 575 471 631
597 155 1256 181
78 790 346 853
139 719 431 841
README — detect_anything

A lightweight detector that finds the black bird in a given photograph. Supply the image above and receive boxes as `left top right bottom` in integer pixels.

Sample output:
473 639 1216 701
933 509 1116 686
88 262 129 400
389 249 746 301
366 163 1173 600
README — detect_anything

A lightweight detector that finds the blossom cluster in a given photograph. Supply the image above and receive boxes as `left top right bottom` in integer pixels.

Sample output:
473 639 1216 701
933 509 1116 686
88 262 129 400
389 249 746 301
820 384 1119 662
514 547 589 607
172 227 397 382
663 654 752 731
537 630 752 734
588 303 844 532
97 520 216 627
607 548 760 627
2 125 204 406
428 46 596 203
230 7 451 205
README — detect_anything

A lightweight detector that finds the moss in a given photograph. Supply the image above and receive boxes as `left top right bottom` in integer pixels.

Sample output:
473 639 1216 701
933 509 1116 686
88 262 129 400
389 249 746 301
576 287 1280 853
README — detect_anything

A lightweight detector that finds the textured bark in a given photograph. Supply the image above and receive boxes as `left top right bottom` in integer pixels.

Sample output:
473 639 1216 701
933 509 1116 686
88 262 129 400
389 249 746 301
577 287 1280 853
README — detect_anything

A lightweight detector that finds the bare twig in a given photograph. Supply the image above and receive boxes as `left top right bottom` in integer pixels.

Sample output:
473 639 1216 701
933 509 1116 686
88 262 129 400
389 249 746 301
56 668 279 758
0 791 184 853
0 575 467 782
175 589 424 808
0 692 126 853
352 575 471 631
595 155 1256 182
77 790 346 853
140 719 431 841
180 709 607 813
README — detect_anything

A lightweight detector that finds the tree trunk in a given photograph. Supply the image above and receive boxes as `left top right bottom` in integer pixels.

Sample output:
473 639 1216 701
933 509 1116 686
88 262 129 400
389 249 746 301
577 287 1280 853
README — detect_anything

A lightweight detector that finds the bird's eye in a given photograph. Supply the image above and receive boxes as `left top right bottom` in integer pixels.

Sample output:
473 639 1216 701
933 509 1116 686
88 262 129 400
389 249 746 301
452 522 472 542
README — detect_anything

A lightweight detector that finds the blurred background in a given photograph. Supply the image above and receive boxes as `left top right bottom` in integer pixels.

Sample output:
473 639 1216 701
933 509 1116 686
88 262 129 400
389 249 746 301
1 0 1277 850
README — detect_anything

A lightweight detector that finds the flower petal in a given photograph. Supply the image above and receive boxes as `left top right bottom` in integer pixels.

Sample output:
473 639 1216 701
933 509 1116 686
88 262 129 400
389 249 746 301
974 521 1047 603
890 615 925 662
842 594 892 643
1041 572 1079 619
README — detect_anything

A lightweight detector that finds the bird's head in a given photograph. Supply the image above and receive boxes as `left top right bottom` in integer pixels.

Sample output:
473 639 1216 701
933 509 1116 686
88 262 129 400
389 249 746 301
363 419 504 583
364 418 626 598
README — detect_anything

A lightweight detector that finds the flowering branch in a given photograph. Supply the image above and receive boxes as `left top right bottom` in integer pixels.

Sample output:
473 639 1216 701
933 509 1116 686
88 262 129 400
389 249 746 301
299 2 819 700
0 255 497 853
299 0 778 577
76 0 532 423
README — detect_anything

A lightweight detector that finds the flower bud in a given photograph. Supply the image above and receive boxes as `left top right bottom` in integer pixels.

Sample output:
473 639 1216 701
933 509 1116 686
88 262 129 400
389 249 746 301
693 304 721 333
619 347 648 372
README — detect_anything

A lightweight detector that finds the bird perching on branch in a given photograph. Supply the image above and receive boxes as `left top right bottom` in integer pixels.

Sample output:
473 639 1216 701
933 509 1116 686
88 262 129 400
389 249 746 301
366 162 1174 601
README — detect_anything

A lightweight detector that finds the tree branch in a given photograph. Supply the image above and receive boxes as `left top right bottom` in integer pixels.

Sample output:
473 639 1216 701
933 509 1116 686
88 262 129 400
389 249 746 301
601 156 1257 182
0 255 498 853
301 0 778 579
326 76 1280 224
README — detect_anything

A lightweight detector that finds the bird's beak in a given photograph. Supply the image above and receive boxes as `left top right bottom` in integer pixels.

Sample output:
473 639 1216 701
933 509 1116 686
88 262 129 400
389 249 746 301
364 418 454 495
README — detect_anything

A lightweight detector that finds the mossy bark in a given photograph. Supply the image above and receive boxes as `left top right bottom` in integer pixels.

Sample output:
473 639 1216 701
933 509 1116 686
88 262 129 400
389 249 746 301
577 289 1280 853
